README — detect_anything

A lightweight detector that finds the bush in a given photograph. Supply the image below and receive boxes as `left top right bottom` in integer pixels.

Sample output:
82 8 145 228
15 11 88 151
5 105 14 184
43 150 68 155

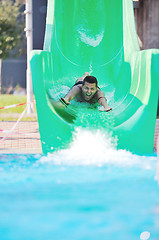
0 0 25 59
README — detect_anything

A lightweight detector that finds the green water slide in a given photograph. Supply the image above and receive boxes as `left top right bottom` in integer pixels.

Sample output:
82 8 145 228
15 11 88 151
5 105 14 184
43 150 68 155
30 0 159 155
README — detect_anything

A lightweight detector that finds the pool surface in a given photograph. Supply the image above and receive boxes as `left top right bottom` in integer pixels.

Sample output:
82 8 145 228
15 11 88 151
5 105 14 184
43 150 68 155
0 130 159 240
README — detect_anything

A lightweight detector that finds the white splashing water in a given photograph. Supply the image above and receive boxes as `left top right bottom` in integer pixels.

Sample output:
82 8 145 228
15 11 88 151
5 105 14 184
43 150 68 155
39 128 156 169
77 28 104 47
89 63 93 74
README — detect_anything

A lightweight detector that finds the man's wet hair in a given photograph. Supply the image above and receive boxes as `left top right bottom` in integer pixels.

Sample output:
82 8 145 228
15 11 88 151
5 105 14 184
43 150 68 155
83 76 98 87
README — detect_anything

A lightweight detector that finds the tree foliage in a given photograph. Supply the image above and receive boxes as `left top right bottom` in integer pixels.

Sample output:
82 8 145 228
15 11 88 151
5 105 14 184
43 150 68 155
0 0 25 60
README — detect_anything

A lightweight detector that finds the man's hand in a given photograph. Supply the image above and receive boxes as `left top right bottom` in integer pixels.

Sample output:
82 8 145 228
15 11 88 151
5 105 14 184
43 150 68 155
60 97 71 106
99 106 112 112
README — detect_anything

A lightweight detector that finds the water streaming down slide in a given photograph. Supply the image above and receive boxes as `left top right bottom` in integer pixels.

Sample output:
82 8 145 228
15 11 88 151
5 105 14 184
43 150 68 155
30 0 159 155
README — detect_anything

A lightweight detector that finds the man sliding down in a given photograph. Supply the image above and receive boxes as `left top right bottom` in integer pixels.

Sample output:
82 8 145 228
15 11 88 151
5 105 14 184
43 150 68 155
61 72 112 112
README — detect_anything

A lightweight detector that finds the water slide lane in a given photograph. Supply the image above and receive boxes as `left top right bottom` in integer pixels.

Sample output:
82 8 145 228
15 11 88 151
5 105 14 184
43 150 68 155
30 0 159 154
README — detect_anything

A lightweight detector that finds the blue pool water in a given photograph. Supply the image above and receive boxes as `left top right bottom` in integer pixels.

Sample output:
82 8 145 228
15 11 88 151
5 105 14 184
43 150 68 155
0 130 159 240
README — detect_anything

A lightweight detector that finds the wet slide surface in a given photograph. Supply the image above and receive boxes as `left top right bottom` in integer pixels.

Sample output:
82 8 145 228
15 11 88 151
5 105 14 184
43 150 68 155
31 0 159 154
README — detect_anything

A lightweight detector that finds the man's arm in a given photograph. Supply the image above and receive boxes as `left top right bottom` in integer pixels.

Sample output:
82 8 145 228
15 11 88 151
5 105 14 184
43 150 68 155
61 85 80 105
97 90 112 112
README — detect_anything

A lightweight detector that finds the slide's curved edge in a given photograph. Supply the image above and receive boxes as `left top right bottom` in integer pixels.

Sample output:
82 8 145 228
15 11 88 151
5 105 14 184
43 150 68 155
30 50 74 154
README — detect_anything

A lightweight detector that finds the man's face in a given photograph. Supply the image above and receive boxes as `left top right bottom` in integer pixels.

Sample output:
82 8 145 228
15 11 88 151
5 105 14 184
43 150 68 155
82 81 97 101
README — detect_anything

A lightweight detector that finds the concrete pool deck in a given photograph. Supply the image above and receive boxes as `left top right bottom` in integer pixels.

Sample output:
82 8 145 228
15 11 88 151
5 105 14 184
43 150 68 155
0 121 42 154
0 119 159 154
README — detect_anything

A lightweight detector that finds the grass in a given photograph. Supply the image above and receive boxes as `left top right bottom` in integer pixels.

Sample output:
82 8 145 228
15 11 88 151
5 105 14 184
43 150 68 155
0 94 37 121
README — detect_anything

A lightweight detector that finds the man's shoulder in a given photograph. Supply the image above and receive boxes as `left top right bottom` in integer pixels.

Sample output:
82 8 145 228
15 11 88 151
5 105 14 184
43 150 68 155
71 84 81 94
96 88 103 94
96 88 104 97
72 83 82 90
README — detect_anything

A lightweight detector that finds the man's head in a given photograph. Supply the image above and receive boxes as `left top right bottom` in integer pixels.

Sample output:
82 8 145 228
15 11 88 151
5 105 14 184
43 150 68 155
82 76 98 101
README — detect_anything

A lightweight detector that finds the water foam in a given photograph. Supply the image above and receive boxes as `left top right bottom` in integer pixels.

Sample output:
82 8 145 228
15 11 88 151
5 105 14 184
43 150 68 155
77 28 104 47
39 128 156 169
